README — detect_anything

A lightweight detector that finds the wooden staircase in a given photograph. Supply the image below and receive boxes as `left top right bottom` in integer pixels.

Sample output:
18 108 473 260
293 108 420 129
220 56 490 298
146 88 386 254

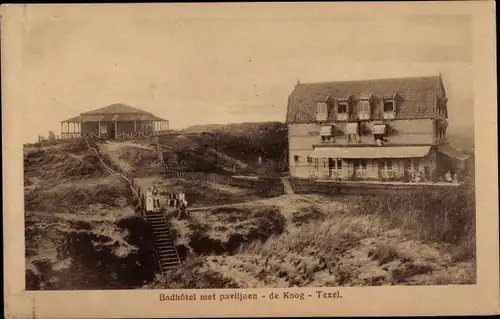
144 211 182 273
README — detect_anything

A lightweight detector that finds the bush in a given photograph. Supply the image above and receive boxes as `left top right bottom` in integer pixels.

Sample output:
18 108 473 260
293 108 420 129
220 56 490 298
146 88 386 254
355 183 475 258
25 181 135 212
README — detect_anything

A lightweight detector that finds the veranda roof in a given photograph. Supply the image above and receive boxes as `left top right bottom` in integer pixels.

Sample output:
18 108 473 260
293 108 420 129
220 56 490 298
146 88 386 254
309 146 431 159
437 143 469 161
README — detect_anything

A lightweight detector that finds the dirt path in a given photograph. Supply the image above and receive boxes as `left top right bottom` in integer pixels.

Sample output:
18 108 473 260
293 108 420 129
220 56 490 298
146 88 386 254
207 148 248 168
99 142 134 173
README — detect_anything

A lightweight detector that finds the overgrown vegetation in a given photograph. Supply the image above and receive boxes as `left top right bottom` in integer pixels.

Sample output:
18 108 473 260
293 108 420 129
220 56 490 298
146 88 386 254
24 148 108 180
356 182 476 261
183 122 287 163
26 213 159 290
169 205 287 256
25 181 136 212
24 139 160 290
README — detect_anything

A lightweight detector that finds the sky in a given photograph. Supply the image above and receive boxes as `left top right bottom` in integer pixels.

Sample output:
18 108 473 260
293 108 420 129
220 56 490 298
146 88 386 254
17 4 474 143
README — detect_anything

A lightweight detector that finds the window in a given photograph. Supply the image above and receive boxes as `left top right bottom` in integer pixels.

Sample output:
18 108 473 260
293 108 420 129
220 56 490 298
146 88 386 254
314 158 319 170
294 155 300 163
338 102 348 114
413 160 420 171
361 160 367 170
380 160 393 170
322 135 334 142
316 102 328 121
357 100 371 120
307 156 313 163
384 100 395 112
337 159 342 169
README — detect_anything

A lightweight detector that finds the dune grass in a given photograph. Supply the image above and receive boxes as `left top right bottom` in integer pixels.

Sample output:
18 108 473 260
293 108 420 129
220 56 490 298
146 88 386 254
355 183 476 261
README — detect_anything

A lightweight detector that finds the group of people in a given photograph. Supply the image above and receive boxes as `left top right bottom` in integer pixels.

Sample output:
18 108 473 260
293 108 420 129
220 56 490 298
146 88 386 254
403 168 461 184
143 186 189 219
167 191 189 219
442 170 461 183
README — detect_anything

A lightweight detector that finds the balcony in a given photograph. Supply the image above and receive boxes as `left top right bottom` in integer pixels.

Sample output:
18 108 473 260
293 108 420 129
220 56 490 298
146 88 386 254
336 113 348 121
357 111 371 121
383 111 395 120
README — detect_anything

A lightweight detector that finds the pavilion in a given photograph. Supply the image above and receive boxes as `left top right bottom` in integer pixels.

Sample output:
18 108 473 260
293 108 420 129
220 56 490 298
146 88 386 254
61 103 169 139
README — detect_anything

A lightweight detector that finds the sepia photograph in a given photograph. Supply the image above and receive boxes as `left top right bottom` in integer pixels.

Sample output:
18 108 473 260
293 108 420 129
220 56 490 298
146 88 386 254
3 2 498 318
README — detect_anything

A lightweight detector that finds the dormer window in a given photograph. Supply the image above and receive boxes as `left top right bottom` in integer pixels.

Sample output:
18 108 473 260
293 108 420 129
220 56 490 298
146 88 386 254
316 102 328 122
336 101 348 121
357 100 371 120
383 96 397 120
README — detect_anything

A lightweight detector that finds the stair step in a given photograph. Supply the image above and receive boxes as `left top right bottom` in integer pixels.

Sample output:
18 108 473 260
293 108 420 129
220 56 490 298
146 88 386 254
152 228 170 232
158 244 175 251
158 250 178 256
151 224 168 228
149 220 166 224
154 233 172 238
161 258 180 263
154 232 172 237
161 258 180 262
158 245 176 251
159 251 179 256
152 228 168 231
160 259 180 263
157 240 174 245
158 247 177 252
162 265 180 270
156 234 172 239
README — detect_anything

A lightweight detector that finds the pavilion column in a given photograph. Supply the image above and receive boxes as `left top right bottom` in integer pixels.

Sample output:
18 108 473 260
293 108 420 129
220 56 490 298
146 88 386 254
60 122 63 136
134 120 137 133
114 121 118 139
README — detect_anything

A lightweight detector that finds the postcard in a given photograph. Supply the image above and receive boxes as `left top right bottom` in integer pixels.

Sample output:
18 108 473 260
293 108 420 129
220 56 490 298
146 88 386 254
2 2 499 318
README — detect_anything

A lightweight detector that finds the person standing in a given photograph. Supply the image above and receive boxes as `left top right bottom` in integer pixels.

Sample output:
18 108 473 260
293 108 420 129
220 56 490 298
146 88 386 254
445 171 453 182
145 190 154 213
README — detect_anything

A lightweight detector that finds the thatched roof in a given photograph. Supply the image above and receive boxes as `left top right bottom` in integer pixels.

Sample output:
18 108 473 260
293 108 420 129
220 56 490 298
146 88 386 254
62 103 167 123
286 75 445 123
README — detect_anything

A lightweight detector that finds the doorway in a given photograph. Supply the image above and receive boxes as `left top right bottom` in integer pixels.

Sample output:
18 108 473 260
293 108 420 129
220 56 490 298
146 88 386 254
108 123 116 139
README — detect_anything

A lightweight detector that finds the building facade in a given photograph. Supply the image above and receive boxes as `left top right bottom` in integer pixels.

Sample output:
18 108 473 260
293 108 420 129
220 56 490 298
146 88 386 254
285 75 468 182
61 103 169 140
